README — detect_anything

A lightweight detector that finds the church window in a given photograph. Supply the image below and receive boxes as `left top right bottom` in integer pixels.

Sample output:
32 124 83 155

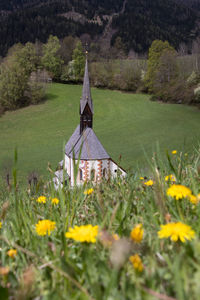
79 169 83 181
90 169 95 181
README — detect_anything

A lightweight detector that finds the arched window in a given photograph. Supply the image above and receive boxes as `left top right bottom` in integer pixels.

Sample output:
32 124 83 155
90 169 95 181
79 169 83 181
103 168 107 177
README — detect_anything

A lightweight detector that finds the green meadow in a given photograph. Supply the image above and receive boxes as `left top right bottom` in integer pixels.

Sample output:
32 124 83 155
0 83 200 181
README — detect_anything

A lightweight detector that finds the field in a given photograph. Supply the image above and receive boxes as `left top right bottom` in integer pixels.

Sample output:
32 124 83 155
0 83 200 299
0 83 200 182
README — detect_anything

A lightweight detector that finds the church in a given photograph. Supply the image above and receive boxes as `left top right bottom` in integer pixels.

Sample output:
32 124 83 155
54 56 126 187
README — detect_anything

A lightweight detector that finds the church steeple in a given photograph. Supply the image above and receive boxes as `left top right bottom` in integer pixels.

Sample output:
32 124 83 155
80 53 93 134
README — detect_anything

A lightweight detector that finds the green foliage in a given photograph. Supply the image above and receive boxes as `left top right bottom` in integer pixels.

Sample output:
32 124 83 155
145 40 177 92
72 41 85 81
0 42 47 111
41 35 64 80
0 146 200 299
0 61 28 110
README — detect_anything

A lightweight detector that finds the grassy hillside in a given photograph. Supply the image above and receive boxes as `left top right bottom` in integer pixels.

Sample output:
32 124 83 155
0 83 200 181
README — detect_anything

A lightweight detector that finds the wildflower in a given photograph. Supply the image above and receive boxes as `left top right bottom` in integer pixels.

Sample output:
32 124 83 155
7 249 17 258
65 224 98 243
167 184 192 200
35 220 56 236
140 177 144 180
172 150 177 154
113 234 120 241
165 174 176 182
51 198 59 205
188 194 199 205
36 196 47 204
99 231 119 247
129 254 143 272
158 222 195 243
130 224 143 243
0 222 2 229
84 188 94 195
144 180 154 186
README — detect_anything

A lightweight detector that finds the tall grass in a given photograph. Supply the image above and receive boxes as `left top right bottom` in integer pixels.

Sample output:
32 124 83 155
0 146 200 299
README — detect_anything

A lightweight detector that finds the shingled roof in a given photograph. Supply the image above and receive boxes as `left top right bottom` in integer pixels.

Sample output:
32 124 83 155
65 125 110 160
80 58 93 114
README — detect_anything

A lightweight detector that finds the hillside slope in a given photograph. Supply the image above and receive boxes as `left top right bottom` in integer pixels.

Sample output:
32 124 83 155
0 0 199 56
0 83 200 180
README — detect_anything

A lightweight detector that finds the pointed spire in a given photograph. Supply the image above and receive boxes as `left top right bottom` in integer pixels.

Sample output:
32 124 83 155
80 54 93 114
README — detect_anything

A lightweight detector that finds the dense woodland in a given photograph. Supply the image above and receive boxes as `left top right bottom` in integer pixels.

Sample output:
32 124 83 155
0 0 200 56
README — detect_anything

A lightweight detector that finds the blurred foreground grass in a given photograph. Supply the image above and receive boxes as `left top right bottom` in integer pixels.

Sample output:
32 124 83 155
0 146 200 299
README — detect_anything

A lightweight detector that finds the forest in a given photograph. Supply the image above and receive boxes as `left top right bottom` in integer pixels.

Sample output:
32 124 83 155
0 0 199 56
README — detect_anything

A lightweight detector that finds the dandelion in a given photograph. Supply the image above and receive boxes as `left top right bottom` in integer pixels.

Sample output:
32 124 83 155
140 177 144 180
129 254 143 272
172 150 177 154
158 222 195 243
144 180 154 186
188 194 199 205
130 224 143 243
65 224 98 243
36 196 47 204
84 188 94 195
167 184 192 200
165 174 176 182
0 222 2 229
51 198 59 205
7 249 17 258
35 220 56 236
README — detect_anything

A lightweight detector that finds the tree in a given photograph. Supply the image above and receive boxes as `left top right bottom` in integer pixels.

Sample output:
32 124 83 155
145 40 177 92
41 35 63 80
0 61 28 110
72 41 85 81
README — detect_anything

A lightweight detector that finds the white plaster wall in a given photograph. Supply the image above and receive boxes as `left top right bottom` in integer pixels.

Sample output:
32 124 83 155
61 157 126 187
110 160 126 178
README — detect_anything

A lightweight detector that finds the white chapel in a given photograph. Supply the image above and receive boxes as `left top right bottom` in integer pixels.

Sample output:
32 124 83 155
54 57 126 187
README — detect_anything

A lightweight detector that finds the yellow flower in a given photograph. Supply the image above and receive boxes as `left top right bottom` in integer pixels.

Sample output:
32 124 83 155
0 222 2 229
158 222 195 243
51 198 59 205
113 233 120 241
65 224 98 243
7 249 17 258
167 184 192 200
130 224 143 243
35 220 56 236
140 177 144 180
165 174 176 182
188 194 199 205
144 180 154 186
36 196 47 204
172 150 177 154
129 254 143 272
84 188 94 195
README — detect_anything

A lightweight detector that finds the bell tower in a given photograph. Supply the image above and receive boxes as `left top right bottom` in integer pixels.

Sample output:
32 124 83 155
80 53 93 134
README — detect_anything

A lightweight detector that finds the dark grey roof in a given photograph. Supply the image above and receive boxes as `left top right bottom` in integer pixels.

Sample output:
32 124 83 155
65 126 110 160
80 59 93 114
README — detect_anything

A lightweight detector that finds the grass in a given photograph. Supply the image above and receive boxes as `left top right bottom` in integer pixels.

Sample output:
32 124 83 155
0 83 200 182
0 146 200 299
